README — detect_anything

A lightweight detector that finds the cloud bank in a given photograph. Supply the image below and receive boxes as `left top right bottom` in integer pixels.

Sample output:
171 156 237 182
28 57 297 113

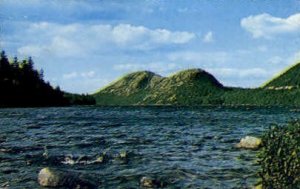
241 13 300 38
203 31 214 43
17 22 196 57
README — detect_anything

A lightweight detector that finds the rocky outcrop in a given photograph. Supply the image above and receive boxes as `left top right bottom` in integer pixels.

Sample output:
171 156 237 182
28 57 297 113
38 167 97 188
236 136 262 149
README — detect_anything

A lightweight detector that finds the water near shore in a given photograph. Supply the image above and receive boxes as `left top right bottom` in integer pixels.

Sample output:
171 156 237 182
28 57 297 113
0 106 299 188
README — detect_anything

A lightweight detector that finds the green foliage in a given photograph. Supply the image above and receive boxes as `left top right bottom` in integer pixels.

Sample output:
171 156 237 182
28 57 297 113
94 71 162 105
258 121 300 189
222 88 300 106
142 69 224 105
262 62 300 88
94 69 225 105
0 50 69 107
0 50 95 107
93 64 300 106
64 93 96 105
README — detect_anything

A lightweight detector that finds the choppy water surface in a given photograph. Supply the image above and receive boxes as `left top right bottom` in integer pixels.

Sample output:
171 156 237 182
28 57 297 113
0 106 299 188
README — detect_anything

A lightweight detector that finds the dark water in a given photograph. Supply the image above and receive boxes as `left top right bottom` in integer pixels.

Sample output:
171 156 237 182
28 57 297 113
0 106 299 188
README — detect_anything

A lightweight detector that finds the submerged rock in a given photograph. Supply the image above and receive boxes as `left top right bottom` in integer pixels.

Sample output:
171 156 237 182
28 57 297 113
61 153 107 165
140 176 167 188
236 136 262 149
61 156 76 165
140 177 155 188
1 181 9 188
38 167 97 188
119 151 128 159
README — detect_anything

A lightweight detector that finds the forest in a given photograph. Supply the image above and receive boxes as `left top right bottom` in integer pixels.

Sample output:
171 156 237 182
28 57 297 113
0 51 95 107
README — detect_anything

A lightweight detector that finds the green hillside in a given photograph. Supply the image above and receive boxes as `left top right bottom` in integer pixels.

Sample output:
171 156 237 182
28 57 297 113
222 87 300 106
140 69 225 105
94 69 226 105
94 71 164 105
262 62 300 89
94 62 300 106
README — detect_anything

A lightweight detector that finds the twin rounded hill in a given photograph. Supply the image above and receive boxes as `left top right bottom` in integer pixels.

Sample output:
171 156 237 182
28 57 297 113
93 63 300 106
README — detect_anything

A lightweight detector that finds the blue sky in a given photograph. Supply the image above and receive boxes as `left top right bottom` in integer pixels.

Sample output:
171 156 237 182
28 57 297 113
1 0 300 93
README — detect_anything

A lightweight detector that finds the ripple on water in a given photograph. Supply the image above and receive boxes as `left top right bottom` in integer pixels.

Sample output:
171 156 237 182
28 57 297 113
0 106 297 188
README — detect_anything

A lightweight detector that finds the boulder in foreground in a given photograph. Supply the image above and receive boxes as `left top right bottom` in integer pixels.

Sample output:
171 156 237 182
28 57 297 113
38 167 97 188
236 136 262 149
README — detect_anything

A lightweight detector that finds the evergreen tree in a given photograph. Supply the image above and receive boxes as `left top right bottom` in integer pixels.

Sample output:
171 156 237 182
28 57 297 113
39 69 44 81
27 56 34 70
0 51 9 68
0 51 10 79
0 50 95 107
12 56 19 69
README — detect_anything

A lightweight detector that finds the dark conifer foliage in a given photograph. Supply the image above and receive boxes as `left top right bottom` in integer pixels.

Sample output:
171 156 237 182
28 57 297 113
0 51 69 107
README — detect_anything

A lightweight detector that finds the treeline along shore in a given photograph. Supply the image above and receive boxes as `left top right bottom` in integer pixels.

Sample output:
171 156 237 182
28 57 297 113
0 51 95 107
2 50 300 107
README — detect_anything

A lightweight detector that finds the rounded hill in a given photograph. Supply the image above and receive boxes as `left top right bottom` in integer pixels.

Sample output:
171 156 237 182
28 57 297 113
167 69 223 88
262 62 300 89
94 71 163 96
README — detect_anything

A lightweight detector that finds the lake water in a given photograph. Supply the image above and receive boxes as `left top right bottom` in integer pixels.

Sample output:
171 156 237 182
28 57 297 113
0 106 299 188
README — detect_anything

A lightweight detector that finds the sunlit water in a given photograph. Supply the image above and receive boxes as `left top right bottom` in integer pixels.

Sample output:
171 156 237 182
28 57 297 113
0 106 299 188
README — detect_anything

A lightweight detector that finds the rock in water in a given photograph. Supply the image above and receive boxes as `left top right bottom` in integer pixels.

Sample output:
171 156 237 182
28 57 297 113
236 136 262 149
140 176 167 188
38 167 97 188
140 177 155 188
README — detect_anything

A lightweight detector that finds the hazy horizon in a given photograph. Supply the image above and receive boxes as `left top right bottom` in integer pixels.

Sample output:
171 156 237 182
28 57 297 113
1 0 300 93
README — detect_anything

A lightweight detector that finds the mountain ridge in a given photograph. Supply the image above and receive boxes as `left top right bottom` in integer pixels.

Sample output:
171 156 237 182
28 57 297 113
94 62 300 106
94 68 226 105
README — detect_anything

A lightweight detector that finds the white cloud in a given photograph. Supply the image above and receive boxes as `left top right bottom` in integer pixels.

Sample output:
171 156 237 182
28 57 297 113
265 51 300 67
258 45 268 52
207 68 270 79
241 13 300 38
60 77 111 94
289 51 300 64
63 72 78 79
18 35 82 57
81 71 95 78
113 62 179 74
203 31 214 43
112 24 194 45
167 51 230 65
268 56 284 65
267 51 300 66
18 45 46 57
17 22 195 57
63 71 96 80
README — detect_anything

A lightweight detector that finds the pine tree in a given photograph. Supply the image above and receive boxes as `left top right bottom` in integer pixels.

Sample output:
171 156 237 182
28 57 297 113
0 51 10 77
39 69 44 80
12 56 19 69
